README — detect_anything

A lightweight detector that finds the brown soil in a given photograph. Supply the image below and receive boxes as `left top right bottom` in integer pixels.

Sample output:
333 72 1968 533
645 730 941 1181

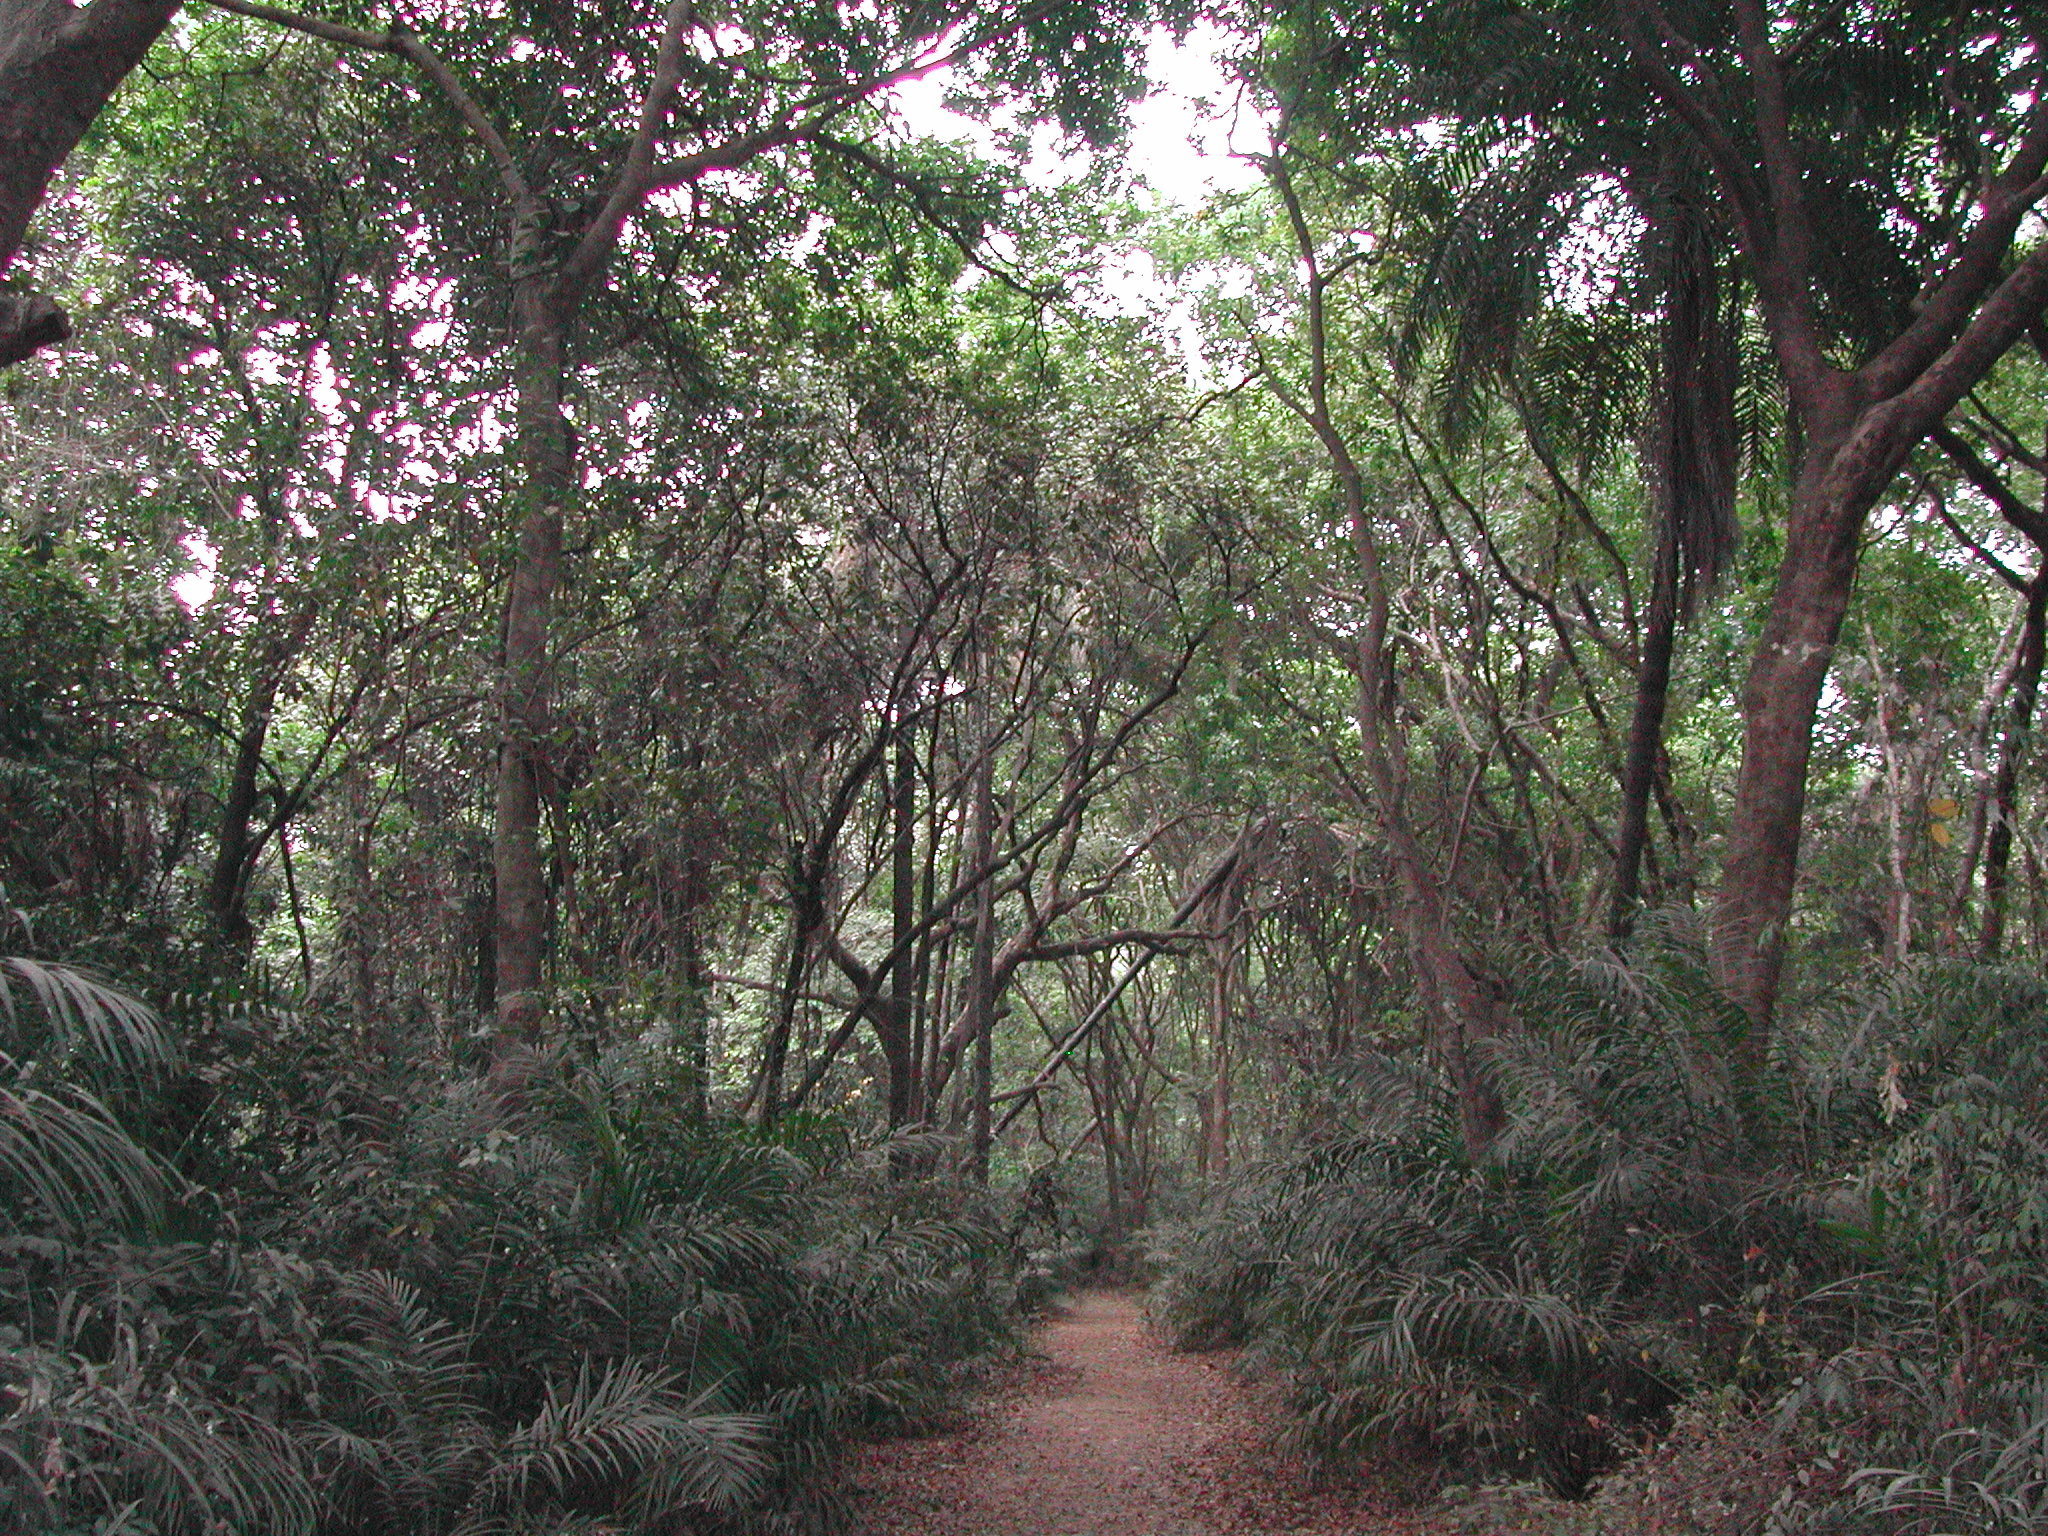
849 1290 1412 1536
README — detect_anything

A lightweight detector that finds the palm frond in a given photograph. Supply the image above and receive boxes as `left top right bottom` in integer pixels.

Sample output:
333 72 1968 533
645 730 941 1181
0 956 175 1079
466 1358 769 1518
0 1081 167 1233
0 1346 316 1536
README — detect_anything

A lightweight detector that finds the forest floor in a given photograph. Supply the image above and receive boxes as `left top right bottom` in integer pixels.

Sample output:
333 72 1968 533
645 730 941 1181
848 1289 1431 1536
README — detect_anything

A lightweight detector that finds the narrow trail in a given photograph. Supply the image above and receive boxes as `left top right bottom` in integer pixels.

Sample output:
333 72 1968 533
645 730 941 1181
851 1291 1404 1536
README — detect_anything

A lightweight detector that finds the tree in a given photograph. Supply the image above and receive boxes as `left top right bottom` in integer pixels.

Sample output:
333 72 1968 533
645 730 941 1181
209 0 1158 1066
1216 140 1513 1158
1927 361 2048 956
1288 0 2048 1043
0 0 181 363
1613 0 2048 1039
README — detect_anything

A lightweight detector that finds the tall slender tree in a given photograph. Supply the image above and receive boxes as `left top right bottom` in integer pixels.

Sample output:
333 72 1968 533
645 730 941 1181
207 0 1158 1063
1615 0 2048 1039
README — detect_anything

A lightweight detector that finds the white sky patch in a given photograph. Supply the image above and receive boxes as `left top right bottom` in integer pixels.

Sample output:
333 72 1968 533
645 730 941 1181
790 211 831 261
173 531 218 611
888 24 1267 207
1547 176 1643 313
1125 25 1268 206
308 344 343 417
692 23 755 60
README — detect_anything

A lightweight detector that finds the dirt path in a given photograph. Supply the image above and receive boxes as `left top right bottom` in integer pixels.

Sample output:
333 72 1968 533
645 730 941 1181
851 1291 1404 1536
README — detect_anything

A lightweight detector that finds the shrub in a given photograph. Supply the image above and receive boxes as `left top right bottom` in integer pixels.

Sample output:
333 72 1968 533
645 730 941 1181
0 965 1019 1535
1154 931 2048 1521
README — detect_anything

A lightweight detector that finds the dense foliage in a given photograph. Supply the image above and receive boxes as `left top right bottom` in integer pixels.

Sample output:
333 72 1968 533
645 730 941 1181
1156 937 2048 1526
0 0 2045 1530
0 950 1020 1535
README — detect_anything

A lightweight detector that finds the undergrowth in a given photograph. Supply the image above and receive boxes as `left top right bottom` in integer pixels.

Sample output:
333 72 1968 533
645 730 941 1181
0 960 1018 1536
1152 925 2048 1532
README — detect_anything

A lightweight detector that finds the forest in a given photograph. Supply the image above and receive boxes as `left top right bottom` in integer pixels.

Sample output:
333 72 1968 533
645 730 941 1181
0 0 2045 1532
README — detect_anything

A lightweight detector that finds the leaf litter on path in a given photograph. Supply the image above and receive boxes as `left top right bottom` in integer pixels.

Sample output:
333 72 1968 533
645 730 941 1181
849 1289 1435 1536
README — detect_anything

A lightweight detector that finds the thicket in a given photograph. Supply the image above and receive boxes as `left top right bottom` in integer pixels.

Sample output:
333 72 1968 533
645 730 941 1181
0 948 1018 1535
1155 931 2048 1530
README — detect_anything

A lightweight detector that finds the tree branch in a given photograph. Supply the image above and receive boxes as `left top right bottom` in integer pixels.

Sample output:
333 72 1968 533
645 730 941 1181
1933 423 2048 552
1882 244 2048 450
202 0 532 206
1861 92 2048 400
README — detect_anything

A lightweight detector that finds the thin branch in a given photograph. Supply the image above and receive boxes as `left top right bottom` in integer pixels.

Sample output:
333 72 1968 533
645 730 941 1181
1861 92 2048 401
1932 424 2048 552
813 135 1053 302
992 837 1249 1134
1019 927 1208 963
556 0 700 298
203 0 533 206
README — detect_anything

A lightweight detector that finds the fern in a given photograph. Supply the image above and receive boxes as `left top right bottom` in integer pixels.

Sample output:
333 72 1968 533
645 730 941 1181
0 1344 317 1536
463 1359 768 1523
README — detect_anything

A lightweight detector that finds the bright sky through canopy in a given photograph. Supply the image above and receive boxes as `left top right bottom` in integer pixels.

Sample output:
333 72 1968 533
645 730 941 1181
889 23 1268 206
168 28 1261 612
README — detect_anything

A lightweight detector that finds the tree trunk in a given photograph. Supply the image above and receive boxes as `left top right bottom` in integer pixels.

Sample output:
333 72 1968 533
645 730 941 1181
1202 879 1241 1180
883 720 917 1127
1611 532 1679 938
964 727 997 1182
755 853 817 1126
1709 390 1900 1046
205 710 269 958
1615 210 1734 939
491 260 569 1053
1615 0 2048 1053
1340 491 1510 1156
0 0 181 364
340 774 377 1039
1090 1050 1123 1235
677 851 711 1121
1982 570 2048 958
1712 410 2048 1038
1203 959 1231 1180
205 601 318 960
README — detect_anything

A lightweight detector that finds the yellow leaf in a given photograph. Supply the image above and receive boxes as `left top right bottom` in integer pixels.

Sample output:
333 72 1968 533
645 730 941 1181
1929 821 1954 847
1928 797 1961 819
